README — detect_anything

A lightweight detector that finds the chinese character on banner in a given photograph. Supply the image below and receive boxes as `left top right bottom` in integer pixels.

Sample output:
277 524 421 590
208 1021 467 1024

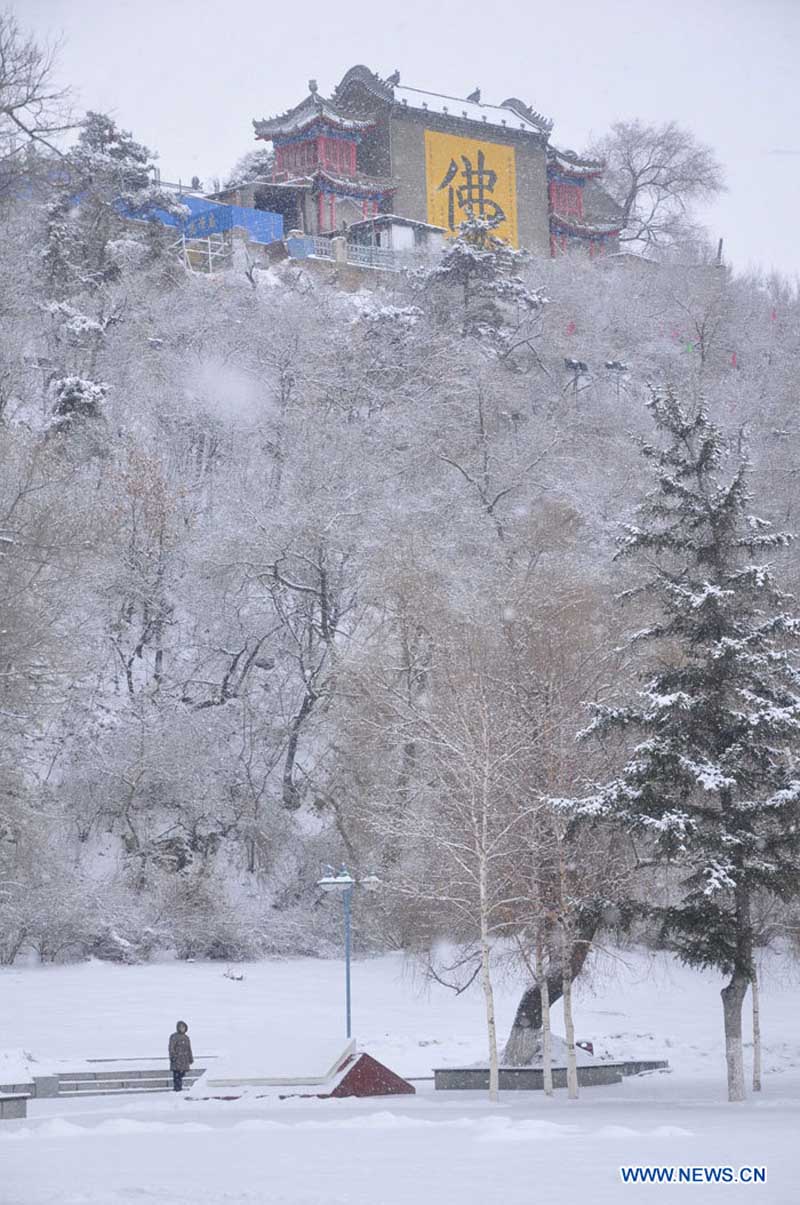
436 150 507 231
425 130 518 246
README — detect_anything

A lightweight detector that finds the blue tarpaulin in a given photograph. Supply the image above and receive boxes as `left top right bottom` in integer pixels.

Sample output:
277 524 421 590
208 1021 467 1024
285 236 315 259
225 204 282 244
143 194 283 245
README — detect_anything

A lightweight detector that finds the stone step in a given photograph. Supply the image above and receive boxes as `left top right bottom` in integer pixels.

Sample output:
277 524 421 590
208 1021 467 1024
54 1066 203 1097
58 1085 173 1096
55 1074 200 1084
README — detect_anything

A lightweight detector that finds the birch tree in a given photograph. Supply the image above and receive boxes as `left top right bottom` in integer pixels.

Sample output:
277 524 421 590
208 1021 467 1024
396 632 536 1101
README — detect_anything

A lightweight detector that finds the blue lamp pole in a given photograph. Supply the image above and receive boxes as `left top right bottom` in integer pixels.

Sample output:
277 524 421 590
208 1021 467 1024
343 878 353 1038
317 865 380 1040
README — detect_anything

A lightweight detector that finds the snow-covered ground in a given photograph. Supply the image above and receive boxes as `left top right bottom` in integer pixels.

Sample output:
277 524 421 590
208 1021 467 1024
1 947 798 1203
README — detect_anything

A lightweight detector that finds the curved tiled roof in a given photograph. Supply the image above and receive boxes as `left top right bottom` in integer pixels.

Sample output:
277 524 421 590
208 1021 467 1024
334 65 395 103
334 66 552 138
501 97 553 135
270 167 395 197
254 91 373 141
550 212 621 238
547 146 605 179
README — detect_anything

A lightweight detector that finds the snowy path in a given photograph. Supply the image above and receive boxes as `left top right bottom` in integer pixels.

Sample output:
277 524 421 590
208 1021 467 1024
2 948 798 1202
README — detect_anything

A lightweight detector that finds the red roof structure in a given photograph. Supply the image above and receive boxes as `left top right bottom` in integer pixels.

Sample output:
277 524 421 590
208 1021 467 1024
190 1042 415 1102
327 1052 416 1099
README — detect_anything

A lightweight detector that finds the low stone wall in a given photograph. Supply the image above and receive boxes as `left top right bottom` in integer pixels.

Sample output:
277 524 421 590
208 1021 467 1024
617 1059 669 1077
434 1059 668 1091
434 1065 622 1091
0 1093 28 1120
0 1080 33 1097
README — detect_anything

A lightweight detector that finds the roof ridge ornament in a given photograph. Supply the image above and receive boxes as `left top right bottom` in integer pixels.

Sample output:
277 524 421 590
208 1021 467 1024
334 65 394 102
500 96 553 134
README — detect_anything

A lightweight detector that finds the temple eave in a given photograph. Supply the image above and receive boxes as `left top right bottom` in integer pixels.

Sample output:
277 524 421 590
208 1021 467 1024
255 117 373 141
547 148 605 180
550 215 620 238
272 168 396 197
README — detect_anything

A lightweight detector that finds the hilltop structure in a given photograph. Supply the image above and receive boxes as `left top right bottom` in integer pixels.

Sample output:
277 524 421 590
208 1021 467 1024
217 66 622 258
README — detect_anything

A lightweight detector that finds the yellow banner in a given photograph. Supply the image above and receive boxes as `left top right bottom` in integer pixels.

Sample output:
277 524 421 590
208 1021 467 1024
425 130 518 247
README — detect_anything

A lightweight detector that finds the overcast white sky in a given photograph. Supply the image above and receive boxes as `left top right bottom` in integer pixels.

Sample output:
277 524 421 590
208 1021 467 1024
20 0 800 276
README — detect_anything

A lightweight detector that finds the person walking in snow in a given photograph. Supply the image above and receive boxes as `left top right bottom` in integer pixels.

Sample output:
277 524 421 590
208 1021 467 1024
168 1021 193 1092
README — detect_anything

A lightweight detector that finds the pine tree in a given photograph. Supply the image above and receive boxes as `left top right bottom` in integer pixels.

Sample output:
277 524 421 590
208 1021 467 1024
571 388 800 1101
42 111 183 294
421 210 546 352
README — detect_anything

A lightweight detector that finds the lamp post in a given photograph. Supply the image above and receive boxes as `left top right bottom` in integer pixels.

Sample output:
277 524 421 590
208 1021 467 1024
317 865 380 1039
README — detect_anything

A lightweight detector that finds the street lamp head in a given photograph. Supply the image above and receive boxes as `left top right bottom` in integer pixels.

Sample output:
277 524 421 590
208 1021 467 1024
317 865 356 893
360 874 381 893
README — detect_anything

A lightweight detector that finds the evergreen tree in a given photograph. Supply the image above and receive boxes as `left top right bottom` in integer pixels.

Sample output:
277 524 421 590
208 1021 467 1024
570 389 800 1101
421 210 546 353
42 111 183 294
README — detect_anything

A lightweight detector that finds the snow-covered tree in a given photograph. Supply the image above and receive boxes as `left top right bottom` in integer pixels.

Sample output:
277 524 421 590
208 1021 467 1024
392 629 537 1101
421 212 546 356
0 12 72 199
48 374 108 429
224 146 275 189
566 389 800 1101
42 111 182 294
588 120 724 252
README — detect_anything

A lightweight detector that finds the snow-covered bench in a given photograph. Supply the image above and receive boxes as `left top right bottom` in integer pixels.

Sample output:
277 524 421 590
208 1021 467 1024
0 1092 28 1120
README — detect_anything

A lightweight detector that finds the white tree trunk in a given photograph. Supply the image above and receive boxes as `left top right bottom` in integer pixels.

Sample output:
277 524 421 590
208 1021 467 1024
561 934 579 1100
541 1000 554 1097
721 971 748 1102
539 942 554 1097
751 967 762 1093
479 862 499 1102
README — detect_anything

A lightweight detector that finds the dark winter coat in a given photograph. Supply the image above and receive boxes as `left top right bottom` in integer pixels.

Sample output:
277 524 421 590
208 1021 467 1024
168 1024 194 1072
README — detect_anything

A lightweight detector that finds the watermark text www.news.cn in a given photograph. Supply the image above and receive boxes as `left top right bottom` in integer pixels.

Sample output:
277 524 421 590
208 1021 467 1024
620 1167 767 1185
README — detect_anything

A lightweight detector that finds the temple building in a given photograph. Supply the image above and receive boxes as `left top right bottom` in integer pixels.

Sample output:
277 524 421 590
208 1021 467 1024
219 66 622 258
546 145 623 257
